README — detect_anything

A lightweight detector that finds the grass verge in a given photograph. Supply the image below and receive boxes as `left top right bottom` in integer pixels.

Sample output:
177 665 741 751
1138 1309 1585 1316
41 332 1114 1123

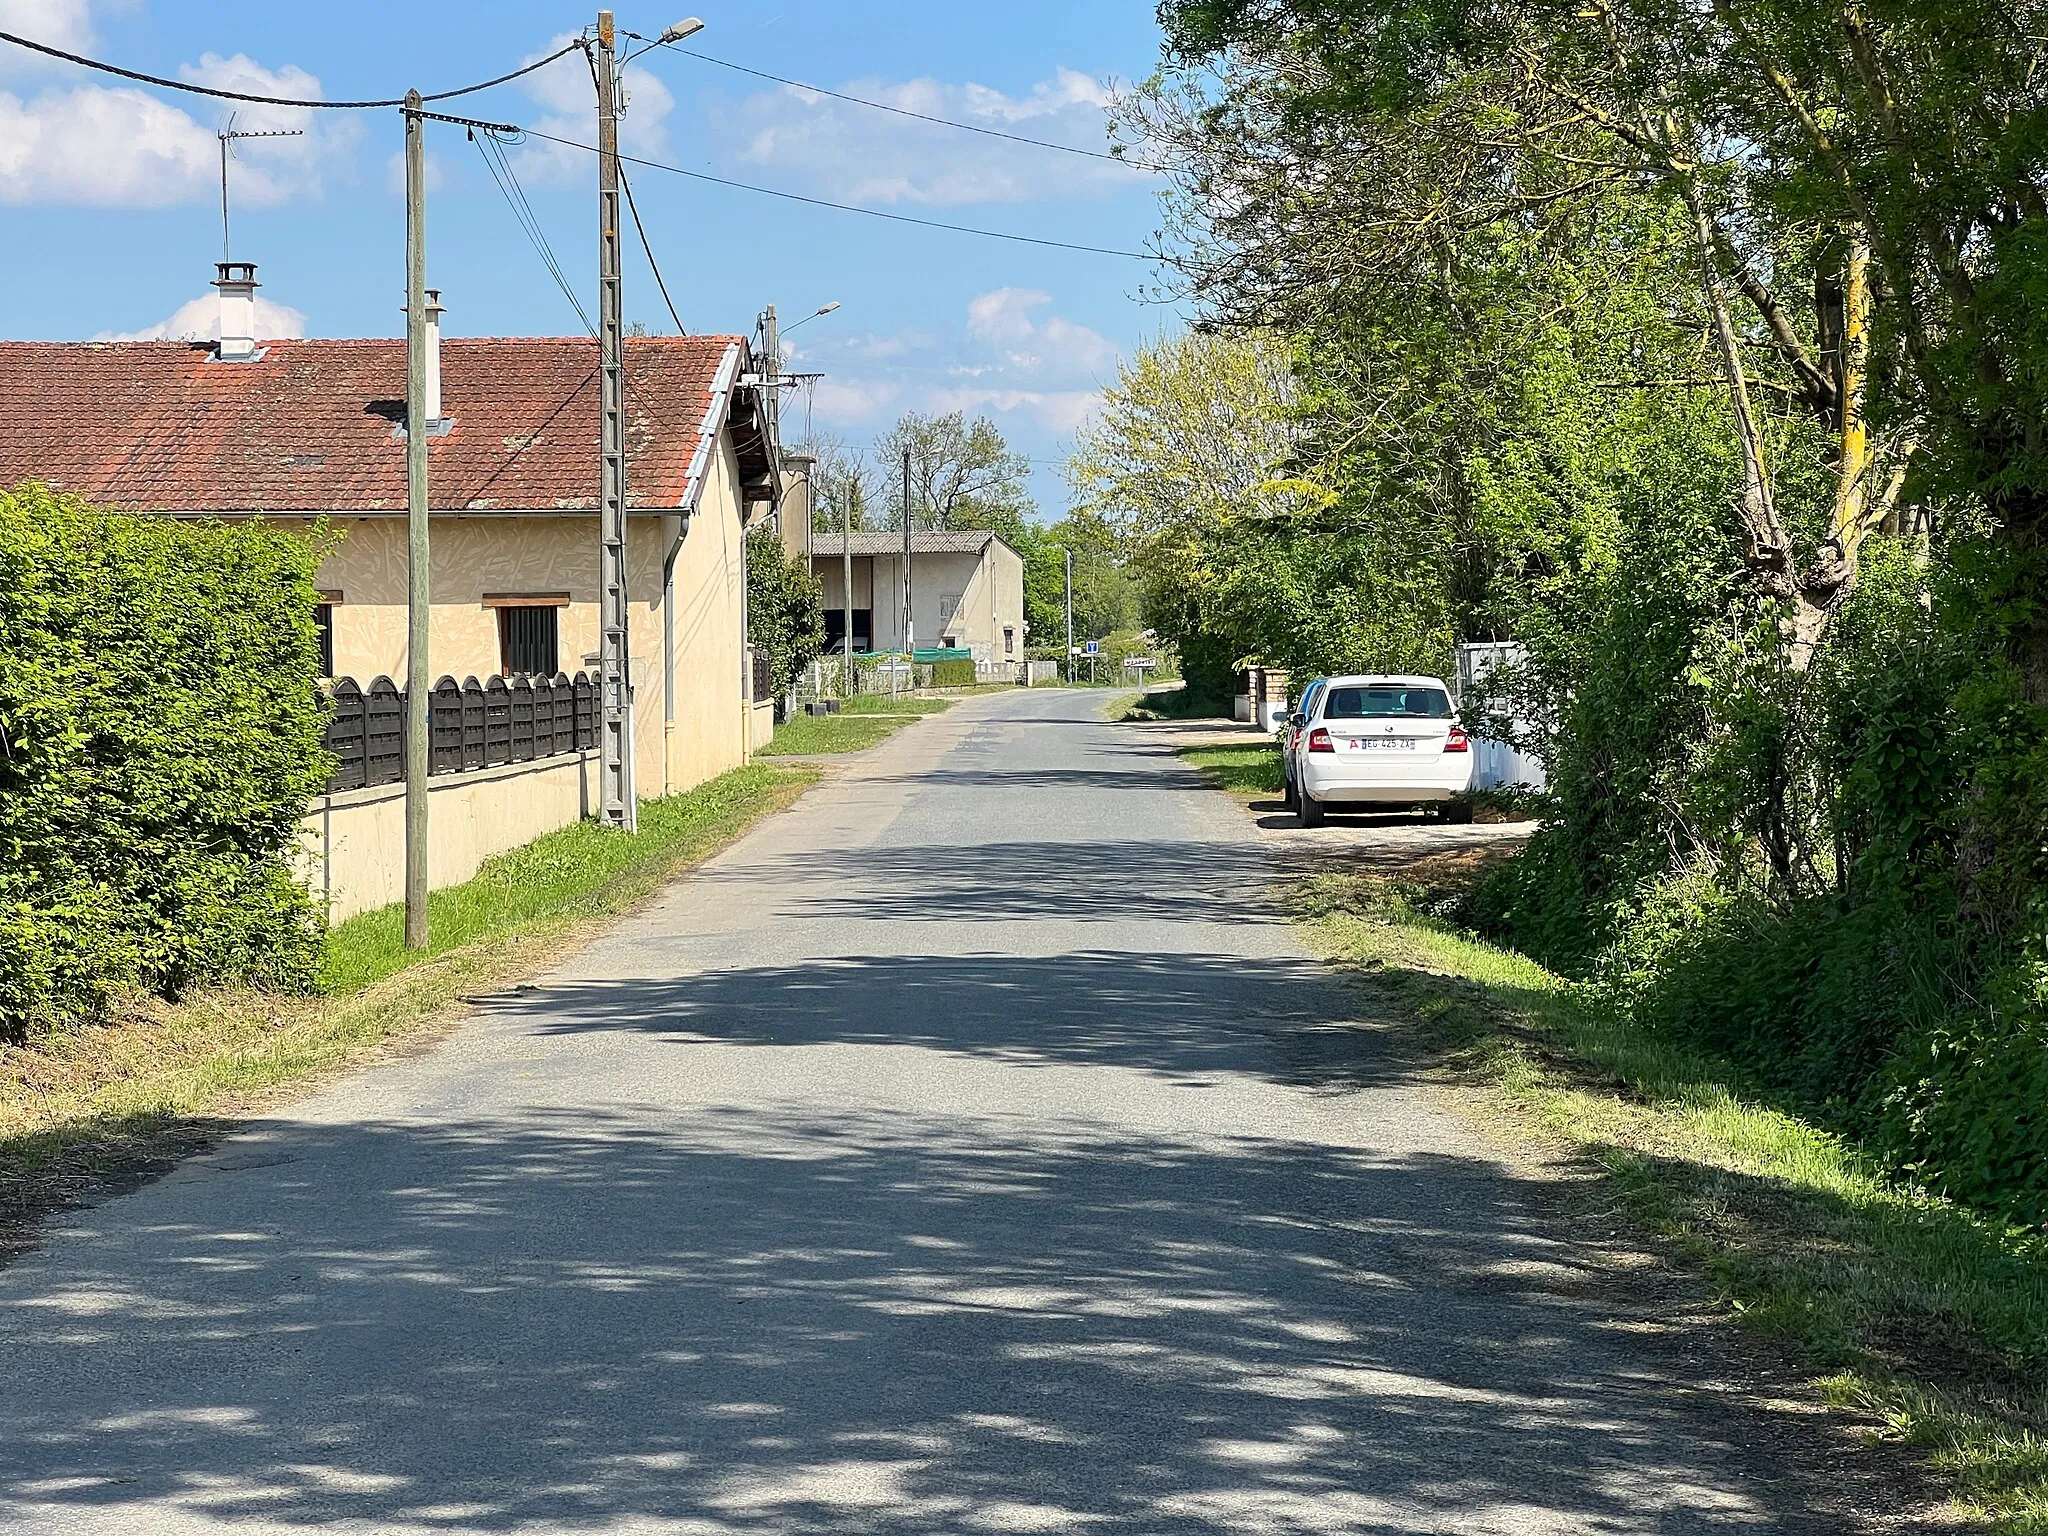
759 711 925 756
1291 869 2048 1530
1178 736 1286 797
837 695 957 716
1 763 816 1255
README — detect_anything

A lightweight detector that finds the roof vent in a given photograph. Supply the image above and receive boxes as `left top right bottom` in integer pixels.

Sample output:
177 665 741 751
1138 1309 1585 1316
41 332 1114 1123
213 261 262 363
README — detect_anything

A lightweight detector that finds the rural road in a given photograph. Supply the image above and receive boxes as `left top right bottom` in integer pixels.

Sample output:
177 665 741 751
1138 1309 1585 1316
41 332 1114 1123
1 690 1850 1534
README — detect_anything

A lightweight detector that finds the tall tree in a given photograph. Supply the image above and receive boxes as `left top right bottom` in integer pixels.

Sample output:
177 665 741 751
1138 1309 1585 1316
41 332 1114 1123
877 411 1035 537
799 433 878 535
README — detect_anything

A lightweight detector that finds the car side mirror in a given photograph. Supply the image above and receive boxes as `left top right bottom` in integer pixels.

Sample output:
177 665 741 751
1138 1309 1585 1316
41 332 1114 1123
1289 713 1307 729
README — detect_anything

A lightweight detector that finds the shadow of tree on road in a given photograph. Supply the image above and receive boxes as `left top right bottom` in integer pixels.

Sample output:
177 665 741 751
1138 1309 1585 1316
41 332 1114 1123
0 1095 1837 1533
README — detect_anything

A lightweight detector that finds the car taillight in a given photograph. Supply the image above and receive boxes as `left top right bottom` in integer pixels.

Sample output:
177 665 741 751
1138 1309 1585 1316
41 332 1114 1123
1444 727 1470 754
1307 728 1335 753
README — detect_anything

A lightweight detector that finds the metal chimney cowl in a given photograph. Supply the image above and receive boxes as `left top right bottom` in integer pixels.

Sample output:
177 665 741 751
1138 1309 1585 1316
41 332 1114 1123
213 261 261 362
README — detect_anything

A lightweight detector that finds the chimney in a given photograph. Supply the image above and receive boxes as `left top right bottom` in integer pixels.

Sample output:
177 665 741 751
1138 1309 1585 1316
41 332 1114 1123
213 261 260 362
424 289 445 425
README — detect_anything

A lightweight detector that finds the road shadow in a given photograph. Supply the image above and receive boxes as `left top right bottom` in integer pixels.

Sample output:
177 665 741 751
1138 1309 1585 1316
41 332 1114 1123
0 1097 1846 1534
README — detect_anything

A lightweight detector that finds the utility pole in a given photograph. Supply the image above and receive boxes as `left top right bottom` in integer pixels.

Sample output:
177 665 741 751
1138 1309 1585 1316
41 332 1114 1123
901 446 914 659
596 11 636 833
1064 545 1074 686
402 92 431 950
842 478 854 694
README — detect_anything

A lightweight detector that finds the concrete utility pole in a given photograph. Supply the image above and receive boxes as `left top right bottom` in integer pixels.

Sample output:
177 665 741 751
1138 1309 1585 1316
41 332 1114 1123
596 11 637 833
402 92 431 950
842 479 854 692
1064 545 1074 686
901 446 914 658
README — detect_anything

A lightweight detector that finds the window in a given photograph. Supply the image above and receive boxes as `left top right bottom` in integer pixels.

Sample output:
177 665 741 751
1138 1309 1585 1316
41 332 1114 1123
313 604 335 678
1323 685 1453 720
498 605 559 677
824 608 872 651
1003 626 1015 657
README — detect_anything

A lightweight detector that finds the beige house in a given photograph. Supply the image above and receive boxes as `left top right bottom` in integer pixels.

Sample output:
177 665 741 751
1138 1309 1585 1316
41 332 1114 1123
0 270 786 915
813 530 1027 663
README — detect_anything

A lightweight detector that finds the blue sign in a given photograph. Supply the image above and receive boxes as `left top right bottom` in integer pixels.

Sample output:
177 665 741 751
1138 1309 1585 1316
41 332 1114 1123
1084 640 1100 655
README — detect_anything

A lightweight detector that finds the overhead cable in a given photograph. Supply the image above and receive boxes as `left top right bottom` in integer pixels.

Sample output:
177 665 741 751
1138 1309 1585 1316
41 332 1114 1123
618 162 689 337
519 129 1156 261
0 29 582 109
469 127 595 336
655 46 1168 173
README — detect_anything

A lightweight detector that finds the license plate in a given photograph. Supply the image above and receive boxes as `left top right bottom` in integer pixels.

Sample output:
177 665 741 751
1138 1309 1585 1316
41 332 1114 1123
1346 737 1415 751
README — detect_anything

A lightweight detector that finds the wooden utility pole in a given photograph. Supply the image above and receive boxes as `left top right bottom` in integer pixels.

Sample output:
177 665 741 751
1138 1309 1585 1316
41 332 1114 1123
402 91 432 950
596 11 636 832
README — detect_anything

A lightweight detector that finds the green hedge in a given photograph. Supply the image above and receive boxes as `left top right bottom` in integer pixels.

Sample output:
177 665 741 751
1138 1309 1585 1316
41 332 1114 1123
0 487 332 1041
931 658 977 688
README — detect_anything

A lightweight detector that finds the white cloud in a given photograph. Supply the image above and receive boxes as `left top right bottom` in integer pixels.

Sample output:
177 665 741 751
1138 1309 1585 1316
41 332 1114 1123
0 43 347 208
0 0 97 57
964 287 1119 378
95 290 308 342
510 36 674 186
716 67 1149 207
928 386 1102 435
808 377 903 426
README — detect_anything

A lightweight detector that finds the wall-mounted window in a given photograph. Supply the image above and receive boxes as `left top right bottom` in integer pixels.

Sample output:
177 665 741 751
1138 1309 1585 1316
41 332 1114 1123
824 608 872 652
1003 626 1015 657
314 591 340 677
485 593 570 678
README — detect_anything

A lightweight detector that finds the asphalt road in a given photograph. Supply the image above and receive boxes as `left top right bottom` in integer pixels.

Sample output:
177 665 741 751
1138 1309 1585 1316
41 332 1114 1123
1 690 1843 1534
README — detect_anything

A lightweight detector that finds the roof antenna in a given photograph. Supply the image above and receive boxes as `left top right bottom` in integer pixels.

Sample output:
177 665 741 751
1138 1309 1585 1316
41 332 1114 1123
217 113 306 262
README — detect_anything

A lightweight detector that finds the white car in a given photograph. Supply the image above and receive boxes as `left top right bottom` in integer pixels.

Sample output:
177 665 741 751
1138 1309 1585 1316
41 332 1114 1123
1284 674 1474 827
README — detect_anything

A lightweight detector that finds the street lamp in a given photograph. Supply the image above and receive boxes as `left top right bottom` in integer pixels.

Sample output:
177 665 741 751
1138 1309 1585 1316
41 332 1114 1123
622 18 703 62
783 301 842 335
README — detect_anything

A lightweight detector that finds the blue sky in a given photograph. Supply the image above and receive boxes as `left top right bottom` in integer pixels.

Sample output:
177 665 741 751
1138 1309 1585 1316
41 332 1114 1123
0 0 1174 515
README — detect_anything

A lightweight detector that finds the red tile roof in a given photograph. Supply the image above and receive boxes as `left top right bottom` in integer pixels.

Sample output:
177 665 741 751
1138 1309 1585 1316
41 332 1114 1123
0 335 748 513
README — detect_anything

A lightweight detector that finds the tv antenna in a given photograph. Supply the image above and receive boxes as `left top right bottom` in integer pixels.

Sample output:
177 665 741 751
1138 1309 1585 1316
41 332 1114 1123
218 114 305 261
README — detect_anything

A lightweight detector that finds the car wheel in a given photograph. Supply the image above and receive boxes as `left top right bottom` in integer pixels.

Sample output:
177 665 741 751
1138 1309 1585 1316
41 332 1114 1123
1299 792 1325 828
1282 775 1298 810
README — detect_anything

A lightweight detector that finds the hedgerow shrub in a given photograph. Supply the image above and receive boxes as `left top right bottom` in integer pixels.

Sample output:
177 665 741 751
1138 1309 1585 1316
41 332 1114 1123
931 658 977 688
0 486 332 1041
1472 519 2048 1228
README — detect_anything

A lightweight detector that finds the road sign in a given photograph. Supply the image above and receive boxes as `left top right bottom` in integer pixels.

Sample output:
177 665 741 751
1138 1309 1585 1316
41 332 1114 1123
1084 640 1100 655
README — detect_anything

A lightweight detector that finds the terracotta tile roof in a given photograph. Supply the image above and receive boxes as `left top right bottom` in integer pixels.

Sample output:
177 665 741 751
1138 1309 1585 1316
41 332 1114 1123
0 335 748 513
813 530 1010 558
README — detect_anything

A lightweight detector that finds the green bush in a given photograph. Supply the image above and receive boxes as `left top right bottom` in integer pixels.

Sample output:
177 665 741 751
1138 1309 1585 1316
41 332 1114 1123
0 486 331 1041
931 658 977 688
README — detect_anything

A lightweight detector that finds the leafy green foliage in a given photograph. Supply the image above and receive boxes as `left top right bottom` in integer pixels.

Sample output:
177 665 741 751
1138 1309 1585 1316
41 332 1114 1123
1137 0 2048 1233
0 487 331 1040
746 528 827 701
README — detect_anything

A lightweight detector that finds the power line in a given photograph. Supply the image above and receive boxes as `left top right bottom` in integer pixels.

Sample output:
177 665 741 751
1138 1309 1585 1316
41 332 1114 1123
469 127 594 335
519 128 1156 261
618 160 688 337
0 29 582 109
649 44 1168 173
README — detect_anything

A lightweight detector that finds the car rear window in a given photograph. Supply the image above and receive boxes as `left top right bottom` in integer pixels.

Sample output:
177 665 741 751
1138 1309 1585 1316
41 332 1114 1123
1324 686 1453 720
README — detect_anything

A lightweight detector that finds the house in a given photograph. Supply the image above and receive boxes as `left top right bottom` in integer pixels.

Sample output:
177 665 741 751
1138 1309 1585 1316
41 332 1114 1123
812 529 1027 665
0 264 782 797
0 263 787 915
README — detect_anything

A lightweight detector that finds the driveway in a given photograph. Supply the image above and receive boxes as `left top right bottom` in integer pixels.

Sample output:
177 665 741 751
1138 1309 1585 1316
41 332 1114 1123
1 689 1857 1534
